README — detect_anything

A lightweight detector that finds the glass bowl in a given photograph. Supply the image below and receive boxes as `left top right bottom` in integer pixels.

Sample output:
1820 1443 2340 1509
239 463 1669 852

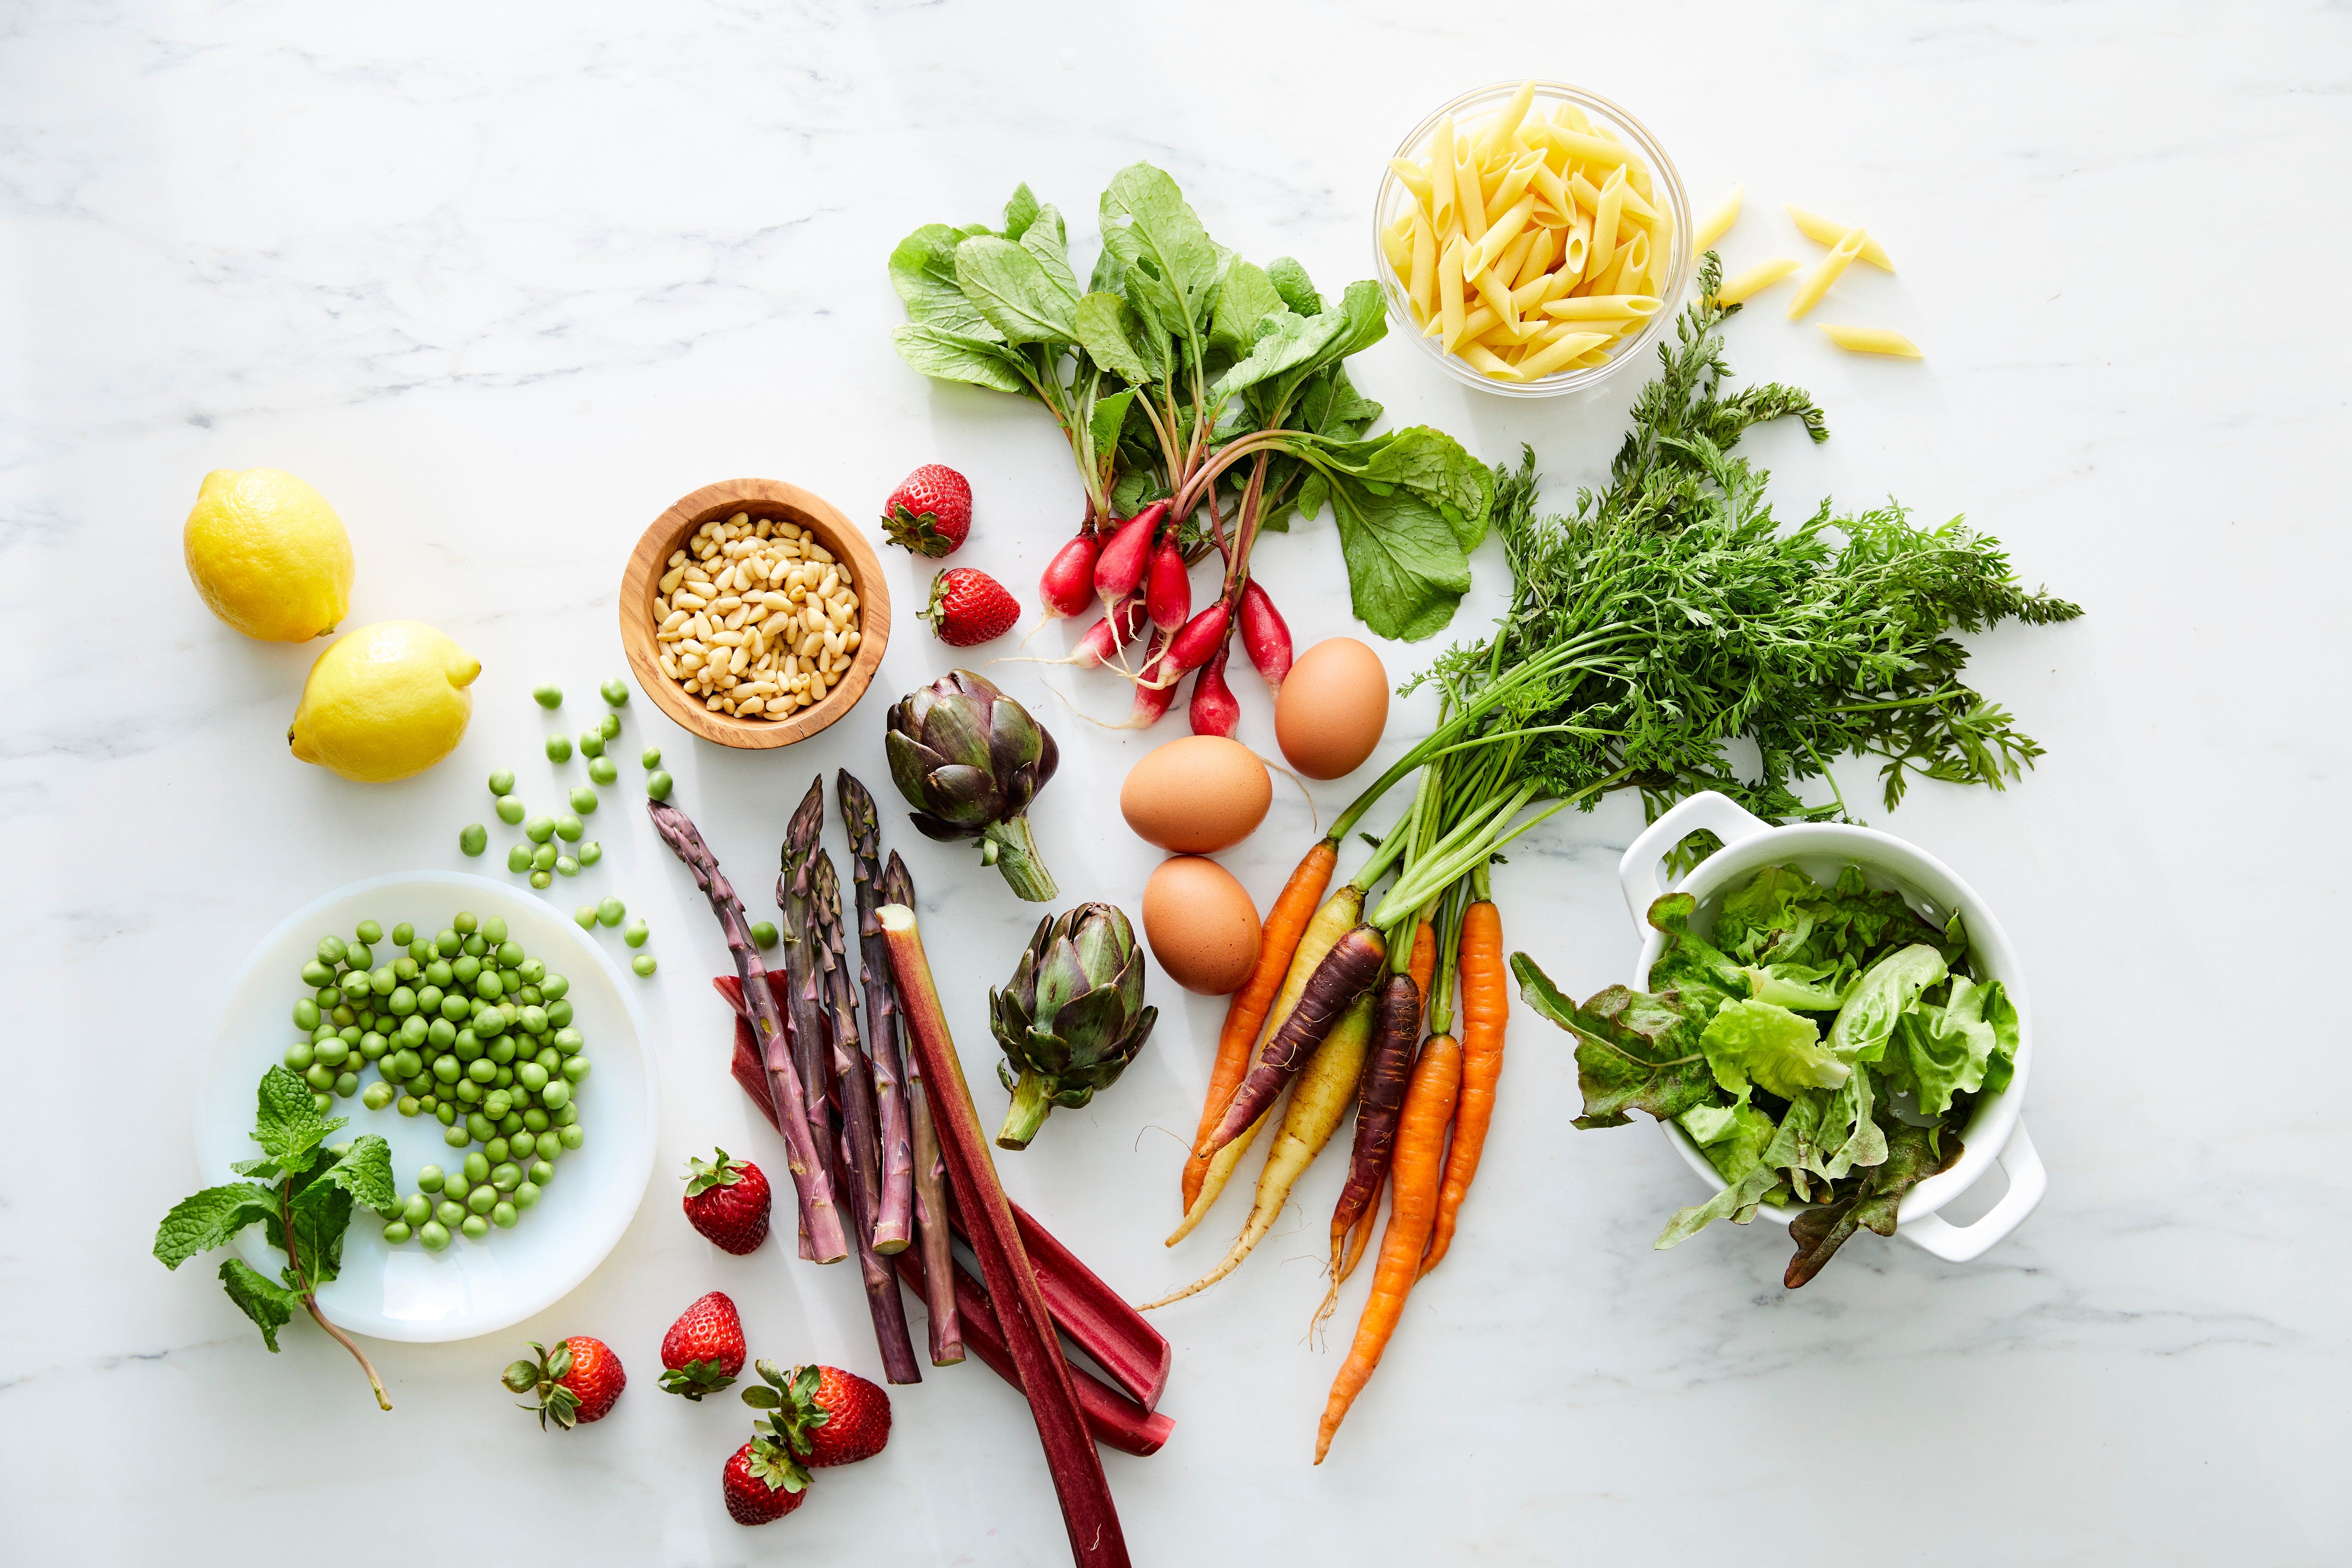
1373 81 1690 399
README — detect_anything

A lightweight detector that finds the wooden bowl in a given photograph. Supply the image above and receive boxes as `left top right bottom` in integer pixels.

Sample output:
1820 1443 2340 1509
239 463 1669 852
618 478 892 750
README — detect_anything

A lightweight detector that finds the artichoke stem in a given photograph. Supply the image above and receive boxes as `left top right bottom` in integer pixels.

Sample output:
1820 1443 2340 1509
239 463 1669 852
982 816 1058 903
997 1068 1056 1150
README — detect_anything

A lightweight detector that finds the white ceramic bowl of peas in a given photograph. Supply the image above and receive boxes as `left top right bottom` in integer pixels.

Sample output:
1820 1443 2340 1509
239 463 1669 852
194 871 658 1342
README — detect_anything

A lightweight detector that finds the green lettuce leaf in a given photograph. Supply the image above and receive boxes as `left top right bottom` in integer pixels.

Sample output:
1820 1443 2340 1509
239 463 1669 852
1712 864 1825 963
1884 974 2003 1115
1979 981 2020 1097
1514 956 1715 1129
1700 998 1849 1100
1784 1114 1963 1287
1657 1161 1780 1248
1680 1099 1777 1184
1826 943 1948 1063
1643 892 1750 1023
1742 962 1851 1011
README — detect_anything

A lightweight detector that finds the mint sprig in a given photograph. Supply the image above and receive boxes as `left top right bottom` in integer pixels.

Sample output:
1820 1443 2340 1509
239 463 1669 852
154 1065 394 1409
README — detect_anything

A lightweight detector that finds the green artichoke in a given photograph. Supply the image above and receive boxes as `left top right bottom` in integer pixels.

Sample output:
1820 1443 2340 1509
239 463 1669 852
884 669 1060 902
988 902 1157 1149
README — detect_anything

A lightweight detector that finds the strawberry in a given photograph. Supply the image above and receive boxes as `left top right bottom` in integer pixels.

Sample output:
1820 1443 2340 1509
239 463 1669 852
919 568 1019 647
723 1435 812 1525
682 1148 771 1255
742 1358 892 1467
503 1336 625 1430
881 464 972 557
658 1291 747 1401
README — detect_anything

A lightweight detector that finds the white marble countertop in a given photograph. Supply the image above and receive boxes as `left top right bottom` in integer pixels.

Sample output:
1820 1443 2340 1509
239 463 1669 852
5 3 2346 1563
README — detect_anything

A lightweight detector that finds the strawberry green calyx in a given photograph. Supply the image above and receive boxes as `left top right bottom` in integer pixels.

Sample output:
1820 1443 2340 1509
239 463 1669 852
744 1433 812 1495
505 1340 583 1430
659 1357 741 1401
885 505 956 558
684 1148 751 1201
741 1360 831 1457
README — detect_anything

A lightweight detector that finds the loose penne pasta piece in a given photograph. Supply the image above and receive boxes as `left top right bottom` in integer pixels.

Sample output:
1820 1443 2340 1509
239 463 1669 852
1785 204 1894 271
1712 257 1802 306
1694 185 1742 251
1818 324 1922 357
1786 226 1866 319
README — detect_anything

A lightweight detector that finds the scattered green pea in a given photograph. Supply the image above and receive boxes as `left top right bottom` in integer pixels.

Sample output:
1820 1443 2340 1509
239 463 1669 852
574 904 597 930
523 814 554 845
631 954 657 978
541 974 570 1001
488 769 516 796
541 1079 572 1111
534 1132 563 1162
444 1123 470 1148
532 684 562 709
562 1056 590 1084
546 734 572 763
529 870 552 889
597 897 625 928
551 855 576 877
362 1082 395 1111
602 679 629 707
587 756 618 785
600 712 621 740
396 1095 421 1117
555 813 583 842
578 841 601 866
459 823 489 857
514 1181 542 1210
558 1124 586 1151
579 729 604 759
355 920 382 945
459 1214 489 1240
569 786 598 814
749 921 779 948
495 794 526 826
641 746 662 769
546 999 573 1027
623 919 649 949
645 769 673 800
531 842 559 872
392 922 415 947
490 1201 518 1229
382 1221 412 1244
418 1220 451 1251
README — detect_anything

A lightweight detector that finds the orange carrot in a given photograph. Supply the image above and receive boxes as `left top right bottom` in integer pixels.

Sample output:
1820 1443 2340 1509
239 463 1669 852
1315 1033 1461 1464
1407 919 1436 1006
1420 901 1505 1278
1184 840 1336 1211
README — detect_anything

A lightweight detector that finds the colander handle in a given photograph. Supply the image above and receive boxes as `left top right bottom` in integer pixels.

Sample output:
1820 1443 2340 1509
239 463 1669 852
1897 1120 2046 1263
1617 791 1773 929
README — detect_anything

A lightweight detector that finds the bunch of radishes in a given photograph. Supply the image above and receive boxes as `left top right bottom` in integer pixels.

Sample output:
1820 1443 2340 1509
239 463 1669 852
1037 501 1295 736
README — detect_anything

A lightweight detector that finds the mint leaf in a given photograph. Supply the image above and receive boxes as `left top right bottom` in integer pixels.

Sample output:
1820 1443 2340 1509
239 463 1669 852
280 1174 356 1290
891 323 1031 396
888 224 1004 343
309 1134 397 1218
252 1065 340 1173
219 1258 303 1352
154 1182 278 1270
953 236 1078 346
1514 956 1714 1129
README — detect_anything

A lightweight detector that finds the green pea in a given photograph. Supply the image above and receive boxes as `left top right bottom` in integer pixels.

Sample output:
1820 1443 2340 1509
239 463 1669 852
600 711 621 740
382 1221 412 1244
520 1005 548 1035
568 786 597 814
496 794 527 826
602 679 629 707
513 1182 542 1211
311 1092 333 1114
400 1015 429 1046
749 921 778 948
516 1062 549 1093
489 769 516 796
641 746 662 769
355 920 382 945
439 992 471 1023
345 942 373 971
311 1021 337 1044
578 841 602 867
524 814 555 845
427 1018 456 1048
540 1079 572 1111
294 997 320 1030
418 1221 450 1252
488 1036 517 1066
546 734 572 763
586 756 617 786
314 1040 349 1069
465 1186 496 1217
499 1112 526 1137
392 922 415 947
558 1124 585 1151
645 769 673 800
435 928 462 956
327 1141 354 1159
417 1092 439 1112
529 1158 555 1184
459 1151 488 1184
551 1102 579 1131
623 918 649 949
425 958 453 987
443 1123 470 1148
392 955 418 982
541 974 570 1001
333 1071 359 1098
546 999 574 1028
284 1042 314 1071
454 911 479 934
562 1056 590 1084
396 1095 421 1117
480 917 504 943
632 954 657 978
452 952 480 983
534 1044 561 1074
460 1214 490 1240
338 1025 362 1048
369 966 396 996
535 1132 564 1162
523 1109 550 1134
436 1199 466 1228
431 1055 460 1084
388 987 416 1017
491 1200 518 1229
476 1006 508 1038
484 1088 513 1119
301 959 334 987
391 1048 422 1078
532 684 562 709
529 871 552 889
478 969 507 1005
396 1192 431 1226
462 933 488 956
407 938 431 962
358 1032 387 1060
490 1161 522 1192
362 1081 394 1111
459 823 488 856
570 905 596 933
579 728 604 758
596 897 625 928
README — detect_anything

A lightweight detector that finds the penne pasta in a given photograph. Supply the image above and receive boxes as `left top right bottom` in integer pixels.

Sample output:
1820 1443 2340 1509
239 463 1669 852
1427 117 1457 234
1480 81 1538 162
1512 225 1559 290
1513 329 1611 380
1712 257 1801 306
1694 184 1743 251
1407 206 1437 319
1533 122 1635 174
1589 169 1626 287
1388 159 1435 208
1785 204 1894 271
1454 137 1488 241
1818 324 1922 358
1470 264 1523 337
1492 229 1538 292
1379 220 1412 274
1438 235 1469 350
1458 342 1516 378
1471 193 1539 275
1786 226 1866 319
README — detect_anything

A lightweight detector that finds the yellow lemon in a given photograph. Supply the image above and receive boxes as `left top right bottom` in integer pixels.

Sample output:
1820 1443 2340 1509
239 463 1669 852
184 468 354 642
289 622 480 782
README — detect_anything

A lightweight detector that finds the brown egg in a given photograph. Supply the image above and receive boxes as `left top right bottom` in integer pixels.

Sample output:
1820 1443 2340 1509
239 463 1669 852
1120 736 1272 853
1274 637 1389 780
1141 855 1262 995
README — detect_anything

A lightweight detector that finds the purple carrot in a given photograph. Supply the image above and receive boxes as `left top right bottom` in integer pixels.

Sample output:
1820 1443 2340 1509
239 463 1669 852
1319 971 1422 1323
648 798 847 1264
1200 925 1387 1156
839 772 915 1255
813 850 922 1385
885 851 962 1365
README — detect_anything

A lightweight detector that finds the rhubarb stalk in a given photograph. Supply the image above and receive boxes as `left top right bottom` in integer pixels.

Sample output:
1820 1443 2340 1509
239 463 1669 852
777 778 842 1260
881 902 1130 1568
648 798 847 1264
839 773 916 1255
885 851 962 1366
813 851 923 1385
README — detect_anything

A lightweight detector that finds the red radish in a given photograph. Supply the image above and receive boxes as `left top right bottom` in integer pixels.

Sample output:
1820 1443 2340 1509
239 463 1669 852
1239 578 1293 696
1146 600 1232 688
1039 532 1099 620
1123 628 1179 729
1146 539 1191 631
1093 502 1168 602
1189 644 1240 737
1067 592 1148 669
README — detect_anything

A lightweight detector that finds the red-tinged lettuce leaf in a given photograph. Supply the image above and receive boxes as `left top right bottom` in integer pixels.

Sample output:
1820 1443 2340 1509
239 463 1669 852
1513 954 1714 1129
1784 1116 1963 1287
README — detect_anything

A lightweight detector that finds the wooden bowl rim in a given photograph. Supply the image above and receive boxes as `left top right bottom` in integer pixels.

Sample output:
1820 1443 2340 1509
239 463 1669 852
617 478 892 751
